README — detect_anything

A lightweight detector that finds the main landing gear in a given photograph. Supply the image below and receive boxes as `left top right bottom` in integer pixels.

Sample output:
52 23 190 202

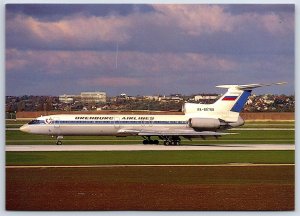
142 136 181 146
142 136 159 145
162 136 181 146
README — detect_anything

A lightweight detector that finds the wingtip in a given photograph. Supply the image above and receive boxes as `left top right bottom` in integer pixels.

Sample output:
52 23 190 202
274 81 287 85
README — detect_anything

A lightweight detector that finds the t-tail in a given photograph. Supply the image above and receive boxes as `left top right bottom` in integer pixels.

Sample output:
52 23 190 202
183 82 287 123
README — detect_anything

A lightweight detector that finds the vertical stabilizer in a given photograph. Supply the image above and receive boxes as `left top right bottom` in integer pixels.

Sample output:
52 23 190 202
183 82 286 122
211 82 286 121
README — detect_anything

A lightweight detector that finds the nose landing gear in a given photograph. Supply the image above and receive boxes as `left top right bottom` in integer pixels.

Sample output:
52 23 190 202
56 136 64 145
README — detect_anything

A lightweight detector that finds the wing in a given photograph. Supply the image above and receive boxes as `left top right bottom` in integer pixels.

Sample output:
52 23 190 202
117 128 236 138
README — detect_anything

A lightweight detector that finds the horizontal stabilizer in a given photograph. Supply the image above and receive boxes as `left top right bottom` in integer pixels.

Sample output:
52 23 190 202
216 82 287 91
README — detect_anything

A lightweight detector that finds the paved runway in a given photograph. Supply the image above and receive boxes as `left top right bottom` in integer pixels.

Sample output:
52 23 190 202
5 144 295 151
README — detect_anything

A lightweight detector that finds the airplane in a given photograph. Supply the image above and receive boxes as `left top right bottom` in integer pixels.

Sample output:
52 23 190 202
19 82 286 145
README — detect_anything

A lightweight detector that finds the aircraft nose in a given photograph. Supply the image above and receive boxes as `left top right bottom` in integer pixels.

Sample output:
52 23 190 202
20 125 30 133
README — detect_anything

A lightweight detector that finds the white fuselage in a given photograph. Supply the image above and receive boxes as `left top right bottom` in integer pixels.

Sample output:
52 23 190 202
20 114 191 136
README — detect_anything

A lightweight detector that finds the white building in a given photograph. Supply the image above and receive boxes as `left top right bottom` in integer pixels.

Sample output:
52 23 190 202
59 92 107 104
194 95 219 101
80 92 106 103
144 96 160 101
59 94 76 103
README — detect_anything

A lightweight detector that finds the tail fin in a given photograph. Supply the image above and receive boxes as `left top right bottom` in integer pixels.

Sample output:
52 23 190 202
212 82 286 121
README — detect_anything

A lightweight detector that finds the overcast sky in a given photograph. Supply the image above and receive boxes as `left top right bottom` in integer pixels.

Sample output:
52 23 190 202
5 4 295 96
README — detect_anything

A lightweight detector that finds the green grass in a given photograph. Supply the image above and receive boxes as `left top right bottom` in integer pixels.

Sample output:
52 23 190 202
6 124 24 128
241 124 294 128
6 120 29 124
6 150 294 166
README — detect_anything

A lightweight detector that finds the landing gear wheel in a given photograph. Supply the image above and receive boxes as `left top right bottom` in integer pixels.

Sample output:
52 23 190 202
56 140 62 145
171 141 177 146
164 141 170 146
160 136 181 146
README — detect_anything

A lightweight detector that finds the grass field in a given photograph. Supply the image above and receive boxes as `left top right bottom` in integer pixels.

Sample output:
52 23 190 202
6 150 294 166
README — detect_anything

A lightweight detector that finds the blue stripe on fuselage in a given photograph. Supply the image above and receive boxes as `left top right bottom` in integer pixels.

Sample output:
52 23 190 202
230 90 252 112
34 120 187 125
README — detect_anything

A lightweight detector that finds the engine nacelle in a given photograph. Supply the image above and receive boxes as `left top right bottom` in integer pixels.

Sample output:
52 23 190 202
188 118 221 129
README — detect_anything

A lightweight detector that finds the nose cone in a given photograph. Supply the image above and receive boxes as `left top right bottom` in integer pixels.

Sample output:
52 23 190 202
20 125 30 133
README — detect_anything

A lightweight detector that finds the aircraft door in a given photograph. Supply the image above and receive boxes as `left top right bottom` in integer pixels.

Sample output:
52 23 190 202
114 117 120 128
52 117 61 134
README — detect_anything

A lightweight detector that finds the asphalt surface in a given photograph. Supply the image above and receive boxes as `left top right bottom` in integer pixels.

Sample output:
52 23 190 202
5 144 295 151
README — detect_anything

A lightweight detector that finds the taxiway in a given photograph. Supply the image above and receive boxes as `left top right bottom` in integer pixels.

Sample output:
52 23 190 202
5 144 295 151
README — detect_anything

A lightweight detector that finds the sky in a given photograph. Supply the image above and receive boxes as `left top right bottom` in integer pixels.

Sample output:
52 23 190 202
5 4 295 96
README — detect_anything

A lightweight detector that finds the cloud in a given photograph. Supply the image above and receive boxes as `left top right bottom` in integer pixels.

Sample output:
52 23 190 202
260 12 294 35
151 5 234 36
6 48 294 95
152 4 294 37
6 13 132 50
5 4 294 95
6 49 238 76
6 4 294 52
80 77 142 87
6 4 155 21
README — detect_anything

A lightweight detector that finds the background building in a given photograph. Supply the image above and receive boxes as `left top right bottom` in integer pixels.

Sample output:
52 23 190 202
80 92 106 103
59 92 107 104
194 94 219 101
59 94 76 103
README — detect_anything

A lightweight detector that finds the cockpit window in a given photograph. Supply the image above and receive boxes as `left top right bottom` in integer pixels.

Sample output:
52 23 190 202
28 120 40 125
